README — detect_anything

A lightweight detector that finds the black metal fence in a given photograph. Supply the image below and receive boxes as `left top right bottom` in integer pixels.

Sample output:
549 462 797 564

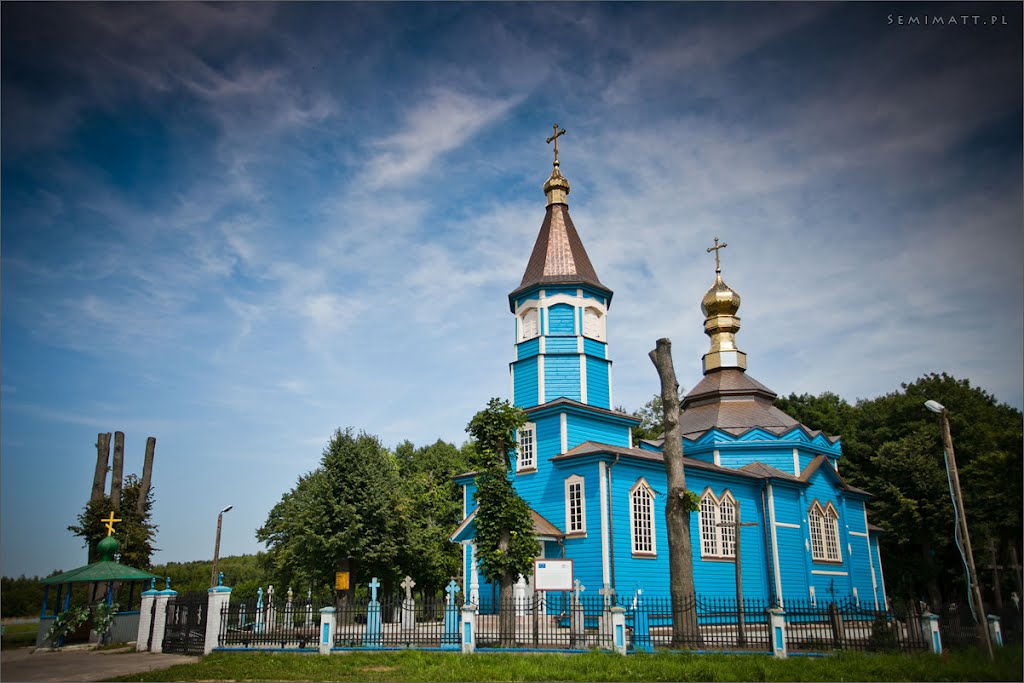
333 596 455 648
163 592 208 656
937 604 984 650
625 594 773 651
474 594 614 650
783 598 927 653
219 597 319 649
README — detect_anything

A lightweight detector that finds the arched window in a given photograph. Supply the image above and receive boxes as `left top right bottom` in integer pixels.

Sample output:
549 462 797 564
582 306 605 341
630 479 656 556
699 489 736 559
808 501 842 562
519 308 539 341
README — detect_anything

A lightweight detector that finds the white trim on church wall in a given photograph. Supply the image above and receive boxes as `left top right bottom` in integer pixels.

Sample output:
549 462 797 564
539 336 546 354
560 413 567 454
811 570 848 576
469 542 479 605
510 365 515 404
628 428 633 449
580 355 588 403
874 539 889 610
849 530 868 537
577 337 584 353
463 484 468 517
775 522 801 529
767 484 784 607
538 356 545 404
793 449 800 476
607 364 613 407
863 508 879 609
713 449 721 467
599 461 610 586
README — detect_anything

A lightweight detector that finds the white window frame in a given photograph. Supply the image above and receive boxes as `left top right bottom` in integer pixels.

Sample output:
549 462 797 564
519 308 539 342
564 475 586 535
808 500 842 562
629 478 656 556
582 306 606 341
517 422 536 471
698 488 737 559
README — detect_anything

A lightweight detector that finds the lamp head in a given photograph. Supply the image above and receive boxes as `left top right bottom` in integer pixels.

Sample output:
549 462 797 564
221 505 234 514
924 400 945 415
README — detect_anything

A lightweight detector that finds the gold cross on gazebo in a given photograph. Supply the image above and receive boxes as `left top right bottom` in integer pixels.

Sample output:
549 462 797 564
546 123 566 167
102 511 122 537
707 236 728 273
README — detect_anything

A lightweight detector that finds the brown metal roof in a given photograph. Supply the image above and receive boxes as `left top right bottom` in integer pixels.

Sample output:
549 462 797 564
450 507 564 543
509 204 608 301
739 462 802 482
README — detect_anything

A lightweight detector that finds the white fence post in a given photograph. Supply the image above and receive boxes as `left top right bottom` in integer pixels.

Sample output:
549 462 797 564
461 603 477 654
610 606 627 655
987 614 1003 648
767 607 787 658
204 585 232 655
135 585 159 651
318 607 335 655
920 612 942 654
149 587 176 654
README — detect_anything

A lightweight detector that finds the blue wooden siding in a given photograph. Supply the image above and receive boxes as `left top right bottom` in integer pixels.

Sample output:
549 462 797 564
546 337 578 353
586 356 610 408
566 413 629 450
544 287 579 298
544 355 581 401
583 338 606 358
534 414 562 462
513 357 538 408
770 488 810 603
517 337 540 360
548 303 575 334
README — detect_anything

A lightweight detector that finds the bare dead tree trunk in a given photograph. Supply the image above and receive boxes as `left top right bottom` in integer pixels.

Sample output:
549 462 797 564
137 437 156 514
92 433 111 502
649 338 701 647
110 432 125 511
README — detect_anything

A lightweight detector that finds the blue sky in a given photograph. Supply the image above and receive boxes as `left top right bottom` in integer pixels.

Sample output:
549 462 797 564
2 2 1021 579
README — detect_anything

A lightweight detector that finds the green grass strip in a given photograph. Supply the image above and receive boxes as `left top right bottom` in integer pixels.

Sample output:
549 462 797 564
110 646 1023 682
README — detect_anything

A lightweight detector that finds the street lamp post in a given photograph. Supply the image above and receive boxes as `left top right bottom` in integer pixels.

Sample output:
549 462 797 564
210 505 233 589
924 400 993 660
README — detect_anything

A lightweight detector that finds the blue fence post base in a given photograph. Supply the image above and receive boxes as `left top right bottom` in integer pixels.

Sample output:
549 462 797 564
319 607 336 655
767 608 787 658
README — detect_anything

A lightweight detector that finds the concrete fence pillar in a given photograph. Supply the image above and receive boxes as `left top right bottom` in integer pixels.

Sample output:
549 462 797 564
149 590 176 654
987 614 1003 648
318 607 336 655
461 603 477 654
768 607 787 658
610 606 627 655
204 585 232 655
135 588 159 651
920 612 941 654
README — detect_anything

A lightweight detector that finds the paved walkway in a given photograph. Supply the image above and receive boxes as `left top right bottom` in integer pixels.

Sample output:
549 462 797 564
1 646 198 682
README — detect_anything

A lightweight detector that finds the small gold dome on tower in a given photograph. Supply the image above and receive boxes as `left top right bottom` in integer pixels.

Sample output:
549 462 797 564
701 237 746 374
701 273 741 318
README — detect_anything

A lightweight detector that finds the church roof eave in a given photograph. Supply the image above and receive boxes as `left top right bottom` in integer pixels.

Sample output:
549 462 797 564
525 397 641 425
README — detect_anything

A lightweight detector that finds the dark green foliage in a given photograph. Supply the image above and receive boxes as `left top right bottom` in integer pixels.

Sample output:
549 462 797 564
776 373 1023 610
625 390 684 443
257 429 405 592
465 399 536 588
67 474 157 569
1 575 53 618
108 646 1024 682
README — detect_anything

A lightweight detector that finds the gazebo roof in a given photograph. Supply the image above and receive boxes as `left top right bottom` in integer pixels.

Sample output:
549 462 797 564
40 560 157 585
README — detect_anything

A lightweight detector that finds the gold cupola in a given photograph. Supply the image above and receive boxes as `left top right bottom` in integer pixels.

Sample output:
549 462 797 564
701 238 747 374
543 123 570 206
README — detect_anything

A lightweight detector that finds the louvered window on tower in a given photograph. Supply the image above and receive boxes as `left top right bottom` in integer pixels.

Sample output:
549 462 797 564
630 479 656 555
582 306 605 341
517 423 536 471
520 308 539 341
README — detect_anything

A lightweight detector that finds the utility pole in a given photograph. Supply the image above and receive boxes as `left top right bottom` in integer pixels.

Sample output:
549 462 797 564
718 501 758 647
210 505 233 588
925 400 993 660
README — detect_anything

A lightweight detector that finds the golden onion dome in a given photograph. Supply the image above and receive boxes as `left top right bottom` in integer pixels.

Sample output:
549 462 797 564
701 272 741 317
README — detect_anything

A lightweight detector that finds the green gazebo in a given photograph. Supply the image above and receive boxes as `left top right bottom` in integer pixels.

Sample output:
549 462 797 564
39 519 158 647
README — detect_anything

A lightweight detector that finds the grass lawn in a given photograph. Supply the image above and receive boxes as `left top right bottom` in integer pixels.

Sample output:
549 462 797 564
110 646 1023 682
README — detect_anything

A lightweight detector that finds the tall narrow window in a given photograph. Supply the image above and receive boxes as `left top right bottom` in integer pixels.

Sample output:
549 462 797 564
808 501 841 562
517 422 536 471
565 475 586 534
630 479 656 555
699 489 736 559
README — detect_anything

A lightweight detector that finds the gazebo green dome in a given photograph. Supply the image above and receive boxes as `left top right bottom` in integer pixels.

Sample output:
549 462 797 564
97 535 119 562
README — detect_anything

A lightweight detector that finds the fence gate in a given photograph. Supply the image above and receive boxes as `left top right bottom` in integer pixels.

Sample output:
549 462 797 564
162 593 207 656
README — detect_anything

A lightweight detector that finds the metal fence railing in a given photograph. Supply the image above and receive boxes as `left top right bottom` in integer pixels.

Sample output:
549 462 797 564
624 594 773 651
219 598 319 649
783 598 927 653
474 594 614 650
333 596 456 648
937 604 984 650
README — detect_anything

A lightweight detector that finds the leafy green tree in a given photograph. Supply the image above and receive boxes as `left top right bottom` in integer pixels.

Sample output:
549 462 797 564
625 388 684 443
257 429 405 596
466 398 536 645
68 474 157 569
396 439 470 597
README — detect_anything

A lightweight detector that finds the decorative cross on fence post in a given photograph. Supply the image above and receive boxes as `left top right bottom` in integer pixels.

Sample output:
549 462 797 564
442 580 461 650
445 580 460 605
364 578 383 647
402 576 416 601
368 577 381 603
573 579 585 603
570 579 586 648
598 583 616 609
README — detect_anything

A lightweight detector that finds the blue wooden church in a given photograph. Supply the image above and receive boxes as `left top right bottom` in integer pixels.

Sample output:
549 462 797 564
451 131 888 611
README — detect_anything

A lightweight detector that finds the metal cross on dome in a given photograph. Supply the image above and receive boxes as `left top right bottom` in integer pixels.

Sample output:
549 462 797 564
707 237 728 273
101 511 122 537
546 123 567 167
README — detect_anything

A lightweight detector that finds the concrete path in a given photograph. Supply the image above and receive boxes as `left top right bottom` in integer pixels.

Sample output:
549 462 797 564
1 646 198 682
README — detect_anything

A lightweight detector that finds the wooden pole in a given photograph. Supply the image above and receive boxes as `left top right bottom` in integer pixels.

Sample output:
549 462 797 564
988 539 1004 609
91 433 111 502
719 502 758 647
110 432 125 511
137 437 156 514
